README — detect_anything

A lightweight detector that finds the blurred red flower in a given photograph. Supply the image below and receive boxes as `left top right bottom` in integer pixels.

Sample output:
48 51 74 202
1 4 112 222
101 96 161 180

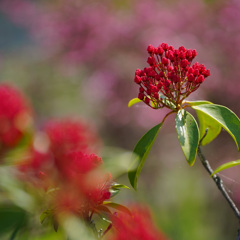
0 83 32 148
106 204 169 240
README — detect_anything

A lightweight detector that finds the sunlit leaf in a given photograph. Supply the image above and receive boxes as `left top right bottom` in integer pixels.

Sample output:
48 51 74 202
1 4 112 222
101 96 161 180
212 160 240 176
128 123 162 190
186 101 221 145
128 98 142 107
196 110 221 146
186 100 213 106
175 110 199 166
191 104 240 151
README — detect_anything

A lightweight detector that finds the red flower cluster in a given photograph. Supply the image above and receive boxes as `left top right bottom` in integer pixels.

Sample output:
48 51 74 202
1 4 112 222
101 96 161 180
43 119 100 175
0 84 32 148
106 205 168 240
52 152 112 215
134 43 210 109
19 119 111 216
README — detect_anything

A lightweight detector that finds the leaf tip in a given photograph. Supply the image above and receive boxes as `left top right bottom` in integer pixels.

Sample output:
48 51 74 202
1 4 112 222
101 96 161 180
128 98 142 108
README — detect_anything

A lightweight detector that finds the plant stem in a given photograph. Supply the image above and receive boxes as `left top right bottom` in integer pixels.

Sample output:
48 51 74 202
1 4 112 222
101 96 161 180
197 129 240 239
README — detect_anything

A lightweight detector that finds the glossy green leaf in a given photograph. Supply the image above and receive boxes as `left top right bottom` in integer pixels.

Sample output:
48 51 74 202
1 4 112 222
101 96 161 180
128 98 142 107
191 104 240 151
196 110 222 146
212 160 240 176
175 110 200 166
128 123 162 190
186 100 221 145
186 100 213 106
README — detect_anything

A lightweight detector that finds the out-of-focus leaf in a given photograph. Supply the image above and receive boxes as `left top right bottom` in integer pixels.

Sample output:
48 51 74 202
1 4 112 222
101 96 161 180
128 123 162 190
103 202 131 215
40 210 51 224
175 110 199 166
128 98 142 107
191 104 240 151
0 205 27 236
101 147 134 178
212 160 240 176
109 182 130 198
0 166 35 211
95 205 112 214
62 216 96 240
111 182 130 190
109 188 120 198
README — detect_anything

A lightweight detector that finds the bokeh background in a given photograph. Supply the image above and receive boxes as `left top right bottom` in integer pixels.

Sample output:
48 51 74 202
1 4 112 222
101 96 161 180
0 0 240 239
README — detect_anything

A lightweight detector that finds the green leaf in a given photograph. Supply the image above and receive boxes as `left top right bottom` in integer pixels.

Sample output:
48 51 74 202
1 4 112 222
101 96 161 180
185 101 220 145
196 110 222 146
128 123 162 190
40 210 51 224
109 188 120 198
212 160 240 176
0 205 27 236
191 104 240 151
103 202 131 215
186 100 213 106
95 205 112 215
128 98 142 107
110 182 130 190
175 110 200 166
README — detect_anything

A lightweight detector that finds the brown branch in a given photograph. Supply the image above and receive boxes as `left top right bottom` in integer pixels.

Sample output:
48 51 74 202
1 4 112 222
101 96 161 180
197 129 240 239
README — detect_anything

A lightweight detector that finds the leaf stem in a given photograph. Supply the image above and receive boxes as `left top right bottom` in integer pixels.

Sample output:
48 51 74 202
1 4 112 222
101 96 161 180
197 129 240 239
162 110 175 123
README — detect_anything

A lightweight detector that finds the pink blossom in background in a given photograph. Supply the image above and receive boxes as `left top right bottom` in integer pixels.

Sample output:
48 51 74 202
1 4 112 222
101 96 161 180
1 0 240 123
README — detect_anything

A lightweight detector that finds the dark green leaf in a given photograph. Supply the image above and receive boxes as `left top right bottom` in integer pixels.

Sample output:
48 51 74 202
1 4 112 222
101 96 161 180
191 104 240 151
0 205 27 236
175 110 200 166
212 160 240 176
128 123 162 190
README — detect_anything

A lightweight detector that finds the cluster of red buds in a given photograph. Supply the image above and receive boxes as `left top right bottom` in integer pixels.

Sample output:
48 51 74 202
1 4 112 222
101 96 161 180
134 43 210 110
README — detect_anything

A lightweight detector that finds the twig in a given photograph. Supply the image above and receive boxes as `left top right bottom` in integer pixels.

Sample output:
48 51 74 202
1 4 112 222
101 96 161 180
197 129 240 239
